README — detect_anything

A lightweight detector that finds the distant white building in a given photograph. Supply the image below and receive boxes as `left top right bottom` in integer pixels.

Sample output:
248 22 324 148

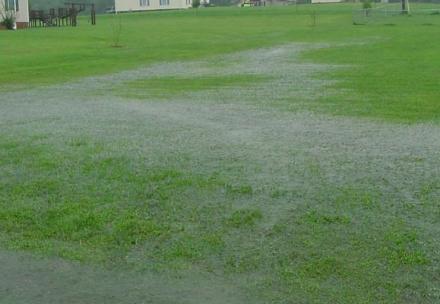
0 0 29 28
113 0 192 12
311 0 343 3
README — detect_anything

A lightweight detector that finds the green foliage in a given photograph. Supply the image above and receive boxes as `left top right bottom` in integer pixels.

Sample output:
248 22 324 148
362 0 372 9
1 11 15 30
192 0 201 8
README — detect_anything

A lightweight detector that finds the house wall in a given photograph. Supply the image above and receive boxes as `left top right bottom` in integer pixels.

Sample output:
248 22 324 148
17 0 29 26
114 0 192 12
0 0 29 27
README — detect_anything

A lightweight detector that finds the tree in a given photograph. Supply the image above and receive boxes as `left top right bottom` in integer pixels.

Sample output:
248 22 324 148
401 0 410 14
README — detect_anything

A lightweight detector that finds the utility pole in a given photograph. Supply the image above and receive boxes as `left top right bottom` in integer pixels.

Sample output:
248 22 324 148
13 0 17 30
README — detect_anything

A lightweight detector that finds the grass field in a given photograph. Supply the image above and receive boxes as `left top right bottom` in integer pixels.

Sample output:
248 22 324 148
1 4 440 303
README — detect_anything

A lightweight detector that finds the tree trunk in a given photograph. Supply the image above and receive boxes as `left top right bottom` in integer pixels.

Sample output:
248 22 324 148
401 0 407 13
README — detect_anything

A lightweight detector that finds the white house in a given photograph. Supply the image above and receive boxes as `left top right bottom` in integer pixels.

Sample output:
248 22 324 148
0 0 29 28
311 0 343 3
114 0 192 13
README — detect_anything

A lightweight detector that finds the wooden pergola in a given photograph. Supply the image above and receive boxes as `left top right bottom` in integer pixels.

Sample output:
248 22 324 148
29 2 97 28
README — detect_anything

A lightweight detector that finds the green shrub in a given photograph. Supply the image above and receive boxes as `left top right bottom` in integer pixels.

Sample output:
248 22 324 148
1 13 16 30
362 0 372 10
192 0 201 8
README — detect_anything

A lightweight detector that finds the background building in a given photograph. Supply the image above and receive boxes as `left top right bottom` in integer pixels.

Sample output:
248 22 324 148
114 0 192 12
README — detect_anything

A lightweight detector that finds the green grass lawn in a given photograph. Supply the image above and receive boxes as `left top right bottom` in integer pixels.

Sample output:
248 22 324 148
1 4 439 121
117 74 269 99
0 5 440 122
1 4 440 304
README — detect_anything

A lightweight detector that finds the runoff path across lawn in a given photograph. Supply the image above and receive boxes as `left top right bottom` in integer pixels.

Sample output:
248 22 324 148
1 44 439 303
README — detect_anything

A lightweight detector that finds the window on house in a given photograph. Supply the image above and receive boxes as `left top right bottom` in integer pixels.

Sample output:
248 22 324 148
160 0 170 6
139 0 149 6
5 0 19 11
